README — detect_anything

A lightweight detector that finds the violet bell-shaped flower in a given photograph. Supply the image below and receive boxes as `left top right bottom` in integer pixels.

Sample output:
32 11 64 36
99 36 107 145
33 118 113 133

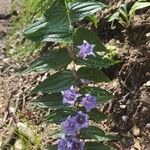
75 111 89 129
58 136 84 150
62 116 80 136
61 86 81 105
58 136 71 150
80 94 96 112
71 138 85 150
77 40 95 60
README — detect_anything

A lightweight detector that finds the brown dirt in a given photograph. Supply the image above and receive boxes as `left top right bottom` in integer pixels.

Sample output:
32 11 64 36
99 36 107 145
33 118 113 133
0 0 11 118
96 2 150 149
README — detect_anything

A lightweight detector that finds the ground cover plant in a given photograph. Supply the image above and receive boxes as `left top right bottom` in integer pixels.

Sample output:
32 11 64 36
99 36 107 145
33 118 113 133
108 1 150 28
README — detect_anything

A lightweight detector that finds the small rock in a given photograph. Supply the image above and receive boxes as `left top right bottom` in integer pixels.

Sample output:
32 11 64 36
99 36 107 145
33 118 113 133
14 140 23 150
140 90 150 105
0 54 5 60
145 72 150 76
133 140 141 150
122 115 128 121
9 107 16 114
141 107 149 116
2 58 10 62
144 81 150 87
132 126 140 136
146 32 150 37
120 105 126 109
145 123 150 129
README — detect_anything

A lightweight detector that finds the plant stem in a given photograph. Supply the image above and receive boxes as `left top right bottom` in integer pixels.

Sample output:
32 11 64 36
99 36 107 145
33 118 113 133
64 0 72 29
67 46 77 77
65 0 77 78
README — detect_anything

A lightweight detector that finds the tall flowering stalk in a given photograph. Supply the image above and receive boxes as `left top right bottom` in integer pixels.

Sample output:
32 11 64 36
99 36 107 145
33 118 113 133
58 41 97 150
23 1 117 149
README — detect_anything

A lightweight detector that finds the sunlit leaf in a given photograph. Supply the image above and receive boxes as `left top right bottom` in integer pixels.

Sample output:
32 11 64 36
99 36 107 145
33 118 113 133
76 54 119 69
77 67 110 83
47 107 76 124
89 109 110 123
129 2 150 15
69 2 106 21
85 142 116 150
80 126 105 139
24 1 106 43
32 93 64 109
23 48 72 73
80 86 114 104
32 70 79 94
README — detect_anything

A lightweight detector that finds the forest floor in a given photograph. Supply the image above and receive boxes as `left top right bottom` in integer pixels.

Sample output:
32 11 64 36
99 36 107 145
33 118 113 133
0 0 150 150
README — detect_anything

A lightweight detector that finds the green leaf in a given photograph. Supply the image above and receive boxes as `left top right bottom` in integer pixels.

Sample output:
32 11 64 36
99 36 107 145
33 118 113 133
89 109 109 123
49 128 63 139
24 17 72 43
68 0 99 2
85 142 116 150
32 93 64 109
103 134 120 142
129 2 150 15
69 2 106 22
95 135 116 142
79 87 114 104
46 145 57 150
47 107 76 124
44 0 66 21
80 126 105 139
74 27 106 52
119 5 128 21
23 48 72 73
88 15 98 28
81 126 117 142
108 4 128 28
32 70 79 94
24 1 106 43
75 53 119 69
108 11 120 22
77 67 110 83
108 11 120 29
42 31 73 43
24 0 72 43
24 17 44 41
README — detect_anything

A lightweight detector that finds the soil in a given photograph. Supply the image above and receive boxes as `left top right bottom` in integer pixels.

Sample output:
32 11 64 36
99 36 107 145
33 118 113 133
0 0 150 150
0 0 10 116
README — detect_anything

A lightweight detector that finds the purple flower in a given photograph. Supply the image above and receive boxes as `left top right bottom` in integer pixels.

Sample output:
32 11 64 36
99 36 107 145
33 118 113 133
77 40 95 60
71 138 85 150
62 116 79 135
58 136 84 150
80 79 91 85
61 86 81 105
58 136 71 150
80 94 96 112
75 111 89 129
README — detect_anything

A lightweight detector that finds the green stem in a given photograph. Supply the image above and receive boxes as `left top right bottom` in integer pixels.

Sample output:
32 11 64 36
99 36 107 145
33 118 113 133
65 0 72 29
65 0 77 77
